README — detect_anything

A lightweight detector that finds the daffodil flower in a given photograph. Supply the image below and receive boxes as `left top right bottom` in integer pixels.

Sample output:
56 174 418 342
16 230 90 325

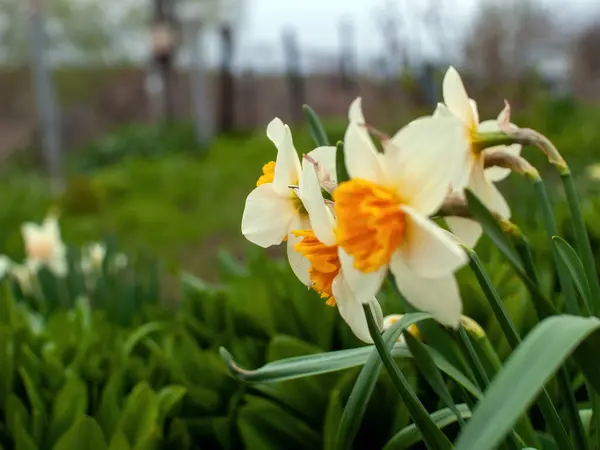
438 66 521 247
292 157 382 343
81 242 107 274
241 118 336 285
333 98 468 328
21 214 67 276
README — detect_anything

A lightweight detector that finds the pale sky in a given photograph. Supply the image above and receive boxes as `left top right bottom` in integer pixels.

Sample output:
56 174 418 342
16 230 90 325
202 0 596 73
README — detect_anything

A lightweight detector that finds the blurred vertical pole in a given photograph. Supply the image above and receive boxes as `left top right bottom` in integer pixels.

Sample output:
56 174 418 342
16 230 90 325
339 20 357 94
27 0 62 191
218 24 235 134
152 0 177 122
283 28 305 124
185 20 212 147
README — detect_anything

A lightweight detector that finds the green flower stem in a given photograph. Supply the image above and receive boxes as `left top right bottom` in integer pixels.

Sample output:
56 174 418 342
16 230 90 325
457 326 489 389
560 169 600 448
466 249 573 450
560 169 600 316
363 304 453 450
530 177 589 450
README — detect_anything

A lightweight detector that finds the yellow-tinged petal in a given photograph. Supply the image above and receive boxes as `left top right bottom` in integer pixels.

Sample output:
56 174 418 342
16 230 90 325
306 145 337 186
398 205 467 278
389 253 463 328
298 160 336 245
443 66 477 129
287 215 311 286
242 184 298 247
445 216 483 249
272 124 301 196
343 98 386 182
469 159 511 219
387 116 469 216
333 273 382 343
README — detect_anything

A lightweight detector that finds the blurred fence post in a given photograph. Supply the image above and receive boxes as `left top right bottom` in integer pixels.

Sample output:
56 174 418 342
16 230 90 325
152 0 178 122
339 20 357 93
185 20 212 147
283 28 305 124
217 24 235 134
27 0 62 191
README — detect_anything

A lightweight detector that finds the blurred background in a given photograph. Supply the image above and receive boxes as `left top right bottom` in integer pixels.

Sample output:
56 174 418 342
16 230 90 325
3 2 600 449
0 0 599 278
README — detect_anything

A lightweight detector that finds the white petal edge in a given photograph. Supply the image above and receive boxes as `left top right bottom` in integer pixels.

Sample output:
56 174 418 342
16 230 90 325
306 145 337 185
266 117 285 146
445 216 483 249
332 274 382 343
344 98 386 182
241 184 297 247
273 125 302 195
469 160 511 219
478 119 522 182
287 215 312 286
390 253 463 328
387 116 469 216
338 248 387 302
443 66 476 129
298 160 336 245
398 205 468 278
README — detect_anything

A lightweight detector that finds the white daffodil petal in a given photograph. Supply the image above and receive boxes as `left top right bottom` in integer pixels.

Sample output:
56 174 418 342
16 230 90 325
433 103 454 118
273 125 302 195
332 274 382 343
44 216 62 242
266 117 285 145
306 145 337 185
387 116 469 216
344 98 386 182
443 66 476 128
399 205 467 278
287 215 311 286
390 254 462 328
241 184 297 247
469 160 511 219
338 248 387 302
469 99 480 125
299 161 336 245
445 216 483 249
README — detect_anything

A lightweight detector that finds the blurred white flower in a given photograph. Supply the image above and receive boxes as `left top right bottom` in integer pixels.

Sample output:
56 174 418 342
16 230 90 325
382 314 422 343
0 255 12 279
81 242 107 274
241 117 336 286
11 264 36 295
334 98 468 328
21 214 67 277
437 67 521 247
292 158 382 343
587 163 600 181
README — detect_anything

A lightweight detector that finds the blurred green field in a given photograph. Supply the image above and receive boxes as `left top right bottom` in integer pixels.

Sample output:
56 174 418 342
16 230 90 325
3 92 600 449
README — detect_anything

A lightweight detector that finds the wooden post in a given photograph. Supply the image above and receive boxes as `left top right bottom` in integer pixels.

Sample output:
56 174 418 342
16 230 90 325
152 0 178 122
339 20 357 93
217 24 235 134
283 28 305 124
27 0 62 190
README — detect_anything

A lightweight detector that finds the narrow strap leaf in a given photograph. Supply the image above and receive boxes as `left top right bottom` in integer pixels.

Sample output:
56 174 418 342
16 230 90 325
303 104 330 146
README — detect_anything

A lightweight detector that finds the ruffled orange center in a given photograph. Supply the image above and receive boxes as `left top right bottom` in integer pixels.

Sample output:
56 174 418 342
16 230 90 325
292 229 340 306
256 161 276 186
334 179 406 273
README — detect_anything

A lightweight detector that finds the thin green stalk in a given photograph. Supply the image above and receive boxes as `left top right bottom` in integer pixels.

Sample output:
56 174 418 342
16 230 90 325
363 305 453 450
561 169 600 448
457 326 489 389
531 177 589 450
467 249 574 450
560 169 600 315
